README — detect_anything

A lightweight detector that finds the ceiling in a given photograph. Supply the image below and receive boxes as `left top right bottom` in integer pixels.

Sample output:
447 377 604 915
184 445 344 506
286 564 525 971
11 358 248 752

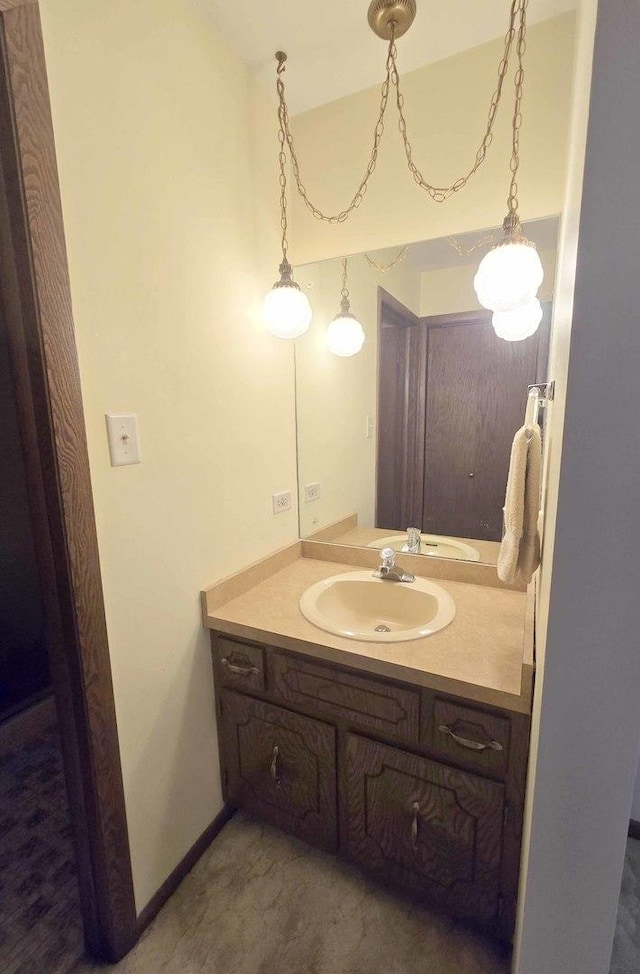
196 0 576 114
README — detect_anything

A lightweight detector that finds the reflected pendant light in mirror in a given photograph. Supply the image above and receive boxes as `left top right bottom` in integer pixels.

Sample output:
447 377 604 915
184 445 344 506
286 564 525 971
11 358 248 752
492 296 543 341
327 258 365 357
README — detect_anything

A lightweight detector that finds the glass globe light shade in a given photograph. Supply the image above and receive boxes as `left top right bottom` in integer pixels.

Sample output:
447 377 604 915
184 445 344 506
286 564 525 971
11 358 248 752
474 240 544 312
492 297 543 342
262 282 312 340
326 314 365 357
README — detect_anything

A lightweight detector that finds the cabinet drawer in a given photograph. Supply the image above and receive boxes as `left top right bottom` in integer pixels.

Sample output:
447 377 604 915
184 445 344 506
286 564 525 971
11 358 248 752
345 734 504 925
220 690 337 851
213 636 265 693
269 651 419 742
425 698 509 775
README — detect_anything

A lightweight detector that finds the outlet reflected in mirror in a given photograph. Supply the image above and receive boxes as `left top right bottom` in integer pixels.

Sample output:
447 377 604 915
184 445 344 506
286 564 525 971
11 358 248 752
294 219 558 566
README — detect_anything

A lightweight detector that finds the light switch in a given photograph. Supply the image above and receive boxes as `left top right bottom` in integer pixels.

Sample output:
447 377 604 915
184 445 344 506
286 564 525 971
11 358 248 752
105 414 141 466
365 415 374 439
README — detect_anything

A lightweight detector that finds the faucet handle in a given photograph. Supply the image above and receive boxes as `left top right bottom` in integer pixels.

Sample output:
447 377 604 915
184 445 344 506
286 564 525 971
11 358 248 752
380 547 396 570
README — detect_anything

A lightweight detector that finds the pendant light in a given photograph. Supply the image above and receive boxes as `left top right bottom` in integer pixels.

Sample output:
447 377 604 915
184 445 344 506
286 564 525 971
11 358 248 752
326 258 365 357
473 0 544 339
262 53 312 340
492 297 543 341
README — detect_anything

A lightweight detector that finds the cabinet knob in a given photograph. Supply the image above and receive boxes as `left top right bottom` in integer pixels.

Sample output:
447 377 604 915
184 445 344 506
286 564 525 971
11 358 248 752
468 472 475 478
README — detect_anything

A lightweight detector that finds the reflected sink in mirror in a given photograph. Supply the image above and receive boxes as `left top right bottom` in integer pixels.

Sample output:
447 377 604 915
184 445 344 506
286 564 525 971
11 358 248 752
367 534 481 562
299 571 456 643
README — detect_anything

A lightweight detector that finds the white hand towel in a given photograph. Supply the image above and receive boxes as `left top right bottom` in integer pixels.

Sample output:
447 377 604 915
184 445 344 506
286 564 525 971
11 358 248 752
497 425 542 584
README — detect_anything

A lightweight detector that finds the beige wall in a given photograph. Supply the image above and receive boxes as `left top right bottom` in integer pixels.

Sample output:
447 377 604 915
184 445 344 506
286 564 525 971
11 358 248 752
290 14 576 265
295 254 420 535
40 0 297 912
419 249 557 318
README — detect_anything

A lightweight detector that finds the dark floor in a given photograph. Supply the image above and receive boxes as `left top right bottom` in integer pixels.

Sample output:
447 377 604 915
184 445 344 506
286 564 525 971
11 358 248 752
0 698 84 974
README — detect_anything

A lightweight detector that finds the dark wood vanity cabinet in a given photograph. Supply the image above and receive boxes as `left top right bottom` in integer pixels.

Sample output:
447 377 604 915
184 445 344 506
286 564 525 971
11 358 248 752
220 690 337 851
211 633 530 941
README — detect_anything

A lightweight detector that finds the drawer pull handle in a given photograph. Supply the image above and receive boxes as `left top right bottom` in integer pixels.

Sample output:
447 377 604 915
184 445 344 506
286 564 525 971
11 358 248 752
270 745 281 786
221 656 259 677
438 723 503 752
411 801 420 850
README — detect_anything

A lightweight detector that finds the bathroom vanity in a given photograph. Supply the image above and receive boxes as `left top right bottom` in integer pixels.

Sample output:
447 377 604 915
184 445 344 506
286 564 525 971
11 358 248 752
202 543 533 941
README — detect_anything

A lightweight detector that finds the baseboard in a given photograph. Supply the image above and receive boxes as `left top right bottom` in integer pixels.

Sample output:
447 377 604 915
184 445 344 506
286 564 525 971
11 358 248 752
628 819 640 840
136 804 236 935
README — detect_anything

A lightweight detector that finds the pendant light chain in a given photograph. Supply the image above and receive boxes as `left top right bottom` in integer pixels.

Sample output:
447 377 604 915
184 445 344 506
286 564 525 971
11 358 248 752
506 0 528 229
277 40 396 225
363 246 408 272
274 0 524 222
276 54 291 264
392 0 520 202
340 257 351 312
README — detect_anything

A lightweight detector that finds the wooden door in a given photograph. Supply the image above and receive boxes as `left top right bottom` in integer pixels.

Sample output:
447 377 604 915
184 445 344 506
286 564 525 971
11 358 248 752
422 309 549 541
345 734 504 925
220 690 337 851
376 289 426 531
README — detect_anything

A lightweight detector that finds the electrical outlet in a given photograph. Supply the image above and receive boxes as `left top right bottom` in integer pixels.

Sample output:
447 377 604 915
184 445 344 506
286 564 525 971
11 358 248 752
304 482 320 502
272 490 292 515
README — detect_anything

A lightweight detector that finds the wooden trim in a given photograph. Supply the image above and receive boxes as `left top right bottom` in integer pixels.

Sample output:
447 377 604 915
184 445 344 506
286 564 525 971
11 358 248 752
628 819 640 841
136 805 236 935
419 308 490 330
0 1 136 961
378 285 420 327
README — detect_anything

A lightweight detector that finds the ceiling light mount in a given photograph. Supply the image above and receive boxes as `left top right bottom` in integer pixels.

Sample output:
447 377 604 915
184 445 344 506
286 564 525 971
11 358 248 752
367 0 416 40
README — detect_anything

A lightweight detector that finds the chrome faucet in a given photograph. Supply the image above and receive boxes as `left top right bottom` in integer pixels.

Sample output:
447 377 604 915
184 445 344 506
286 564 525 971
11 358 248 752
401 526 422 554
373 547 415 583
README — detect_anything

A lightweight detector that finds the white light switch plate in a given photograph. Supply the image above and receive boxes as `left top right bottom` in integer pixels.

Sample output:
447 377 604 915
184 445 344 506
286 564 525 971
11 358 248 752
365 415 374 439
105 414 141 466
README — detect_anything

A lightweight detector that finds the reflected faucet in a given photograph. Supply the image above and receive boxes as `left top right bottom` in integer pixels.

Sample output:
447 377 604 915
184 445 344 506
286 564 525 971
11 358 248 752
372 548 415 583
401 527 422 554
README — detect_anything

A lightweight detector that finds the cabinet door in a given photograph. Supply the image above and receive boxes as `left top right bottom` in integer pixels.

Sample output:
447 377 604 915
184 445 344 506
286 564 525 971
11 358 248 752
345 734 504 924
220 690 337 851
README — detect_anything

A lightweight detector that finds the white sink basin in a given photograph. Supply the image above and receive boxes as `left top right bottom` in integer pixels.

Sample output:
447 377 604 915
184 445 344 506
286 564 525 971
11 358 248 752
299 571 456 642
368 534 481 562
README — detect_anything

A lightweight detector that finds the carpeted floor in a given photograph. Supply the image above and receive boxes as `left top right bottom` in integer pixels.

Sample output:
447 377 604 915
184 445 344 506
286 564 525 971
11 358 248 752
0 698 84 974
72 811 510 974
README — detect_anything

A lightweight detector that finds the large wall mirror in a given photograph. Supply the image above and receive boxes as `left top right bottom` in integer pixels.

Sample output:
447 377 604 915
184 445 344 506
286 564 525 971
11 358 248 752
294 218 558 566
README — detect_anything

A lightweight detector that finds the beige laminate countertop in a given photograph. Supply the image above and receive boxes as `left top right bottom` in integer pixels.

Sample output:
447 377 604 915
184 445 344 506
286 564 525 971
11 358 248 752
202 552 533 714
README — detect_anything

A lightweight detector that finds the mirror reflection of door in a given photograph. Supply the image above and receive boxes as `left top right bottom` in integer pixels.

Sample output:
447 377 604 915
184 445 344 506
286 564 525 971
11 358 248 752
376 290 550 542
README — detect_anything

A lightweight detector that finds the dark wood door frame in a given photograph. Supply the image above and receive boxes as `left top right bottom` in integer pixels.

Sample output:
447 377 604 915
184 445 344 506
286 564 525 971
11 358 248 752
375 287 426 531
0 0 137 960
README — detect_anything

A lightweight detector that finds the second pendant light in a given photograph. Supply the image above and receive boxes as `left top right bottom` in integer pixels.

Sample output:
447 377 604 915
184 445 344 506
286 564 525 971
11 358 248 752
326 258 365 357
